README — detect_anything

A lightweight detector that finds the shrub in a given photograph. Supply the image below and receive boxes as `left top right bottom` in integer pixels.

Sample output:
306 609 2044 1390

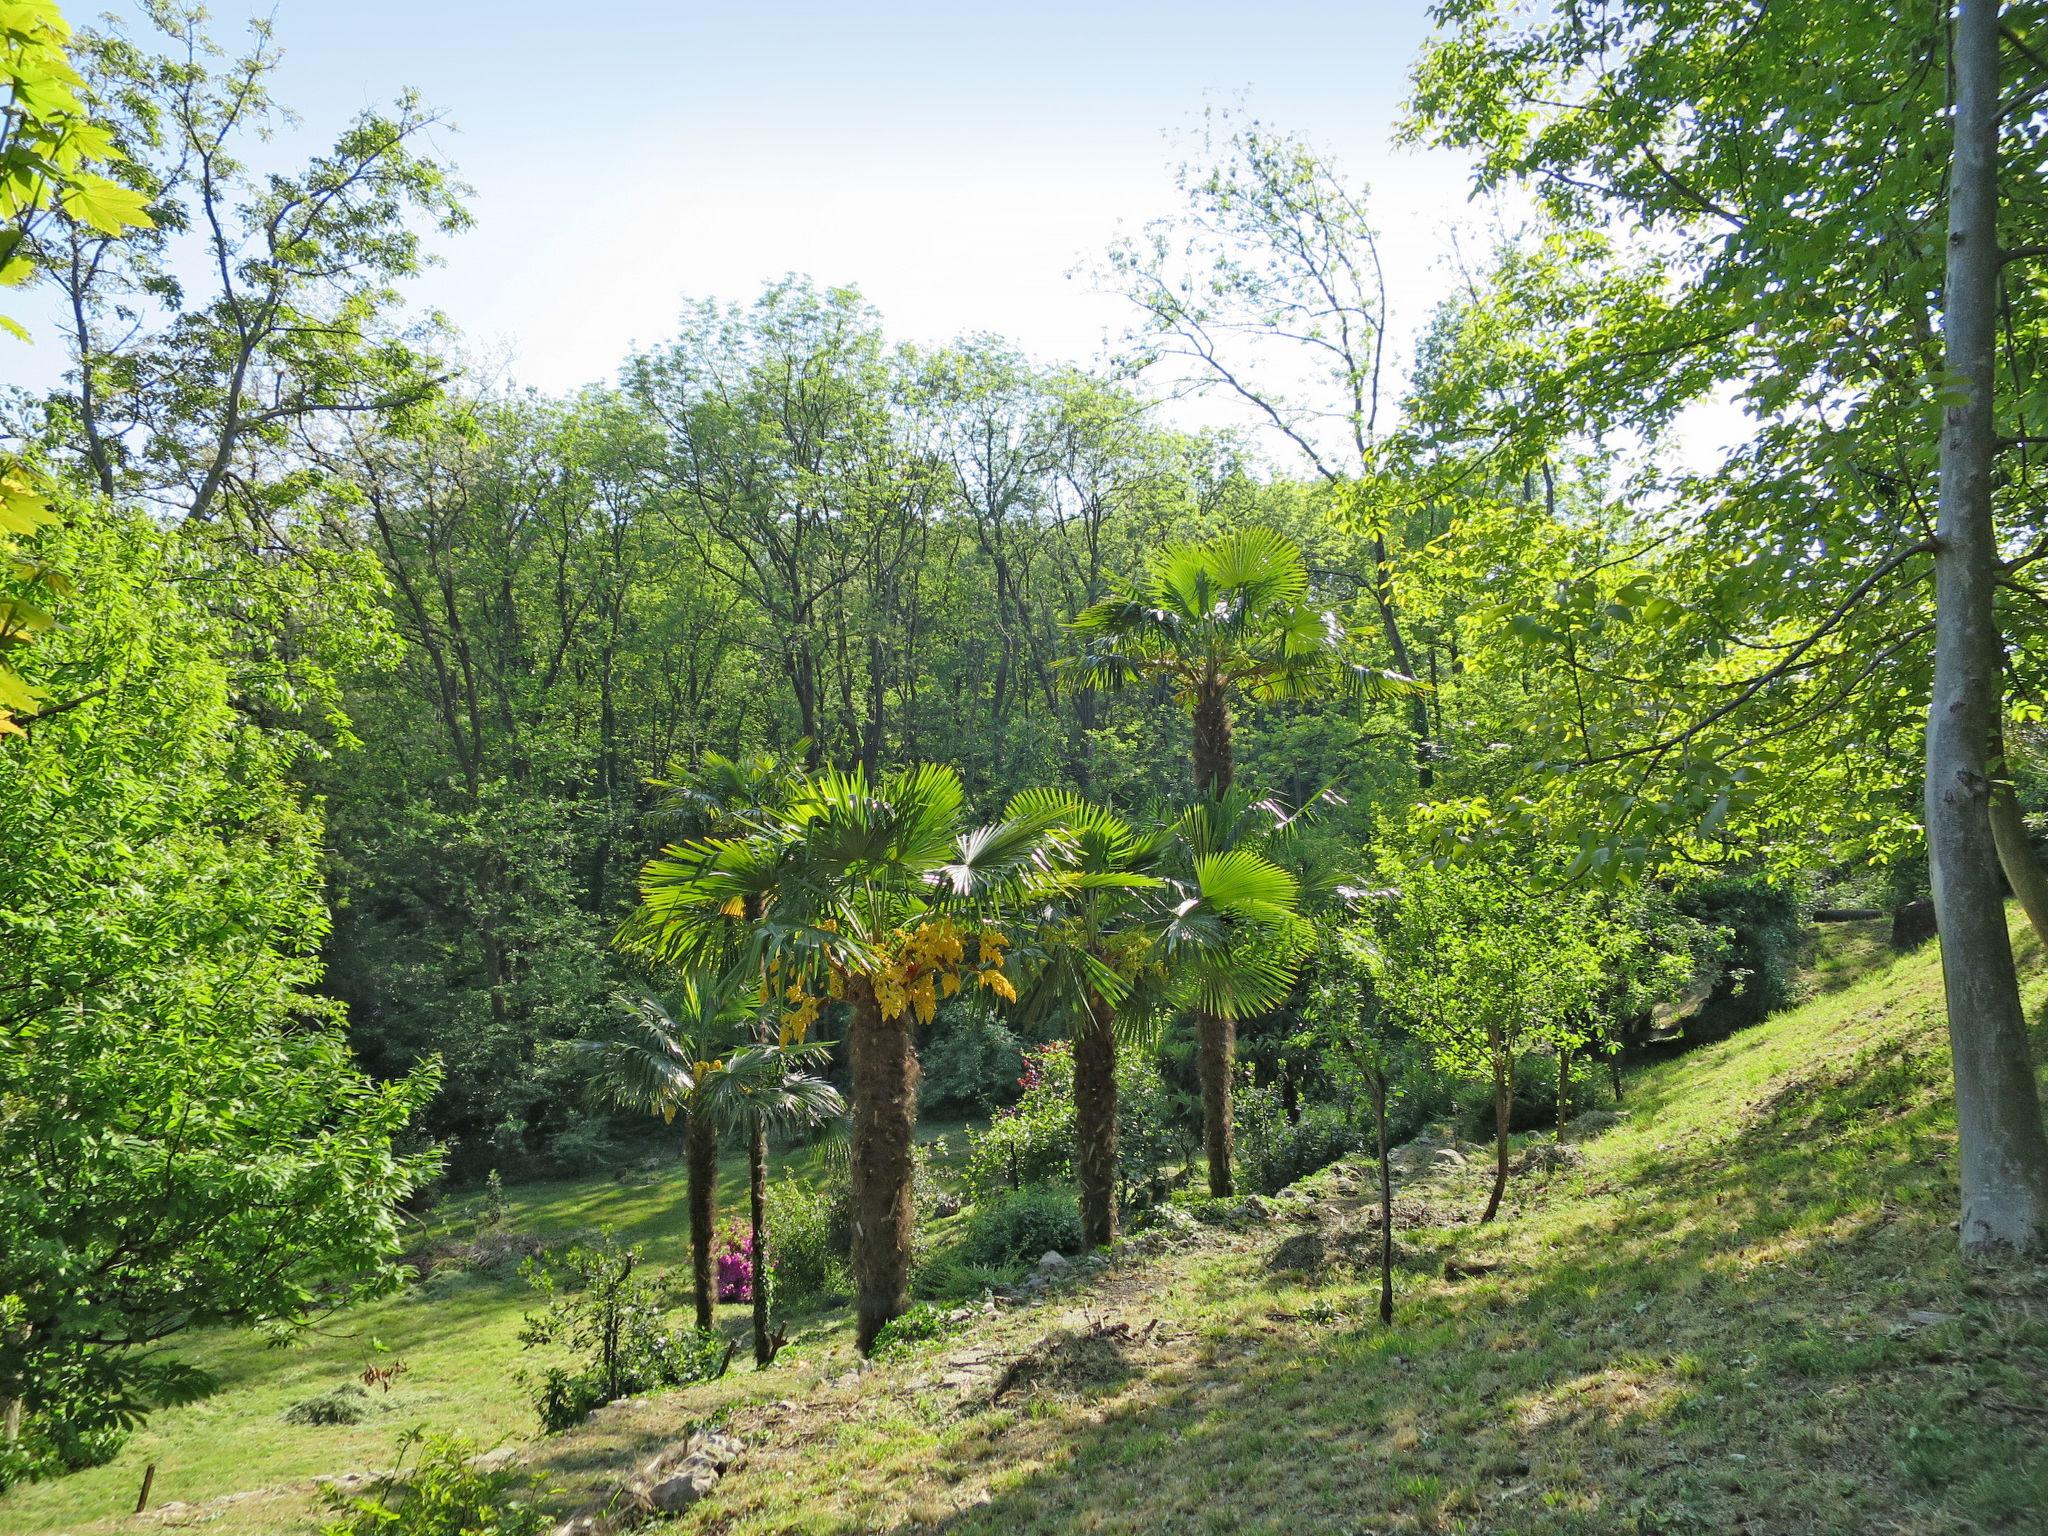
919 1004 1026 1116
714 1223 756 1303
956 1184 1084 1270
320 1428 553 1536
284 1383 372 1426
1113 1048 1192 1215
1454 1053 1593 1138
515 1235 727 1433
0 1399 127 1493
544 1112 627 1178
1676 875 1803 1038
868 1301 963 1360
910 1252 1010 1302
763 1171 847 1307
1235 1091 1360 1195
961 1044 1075 1201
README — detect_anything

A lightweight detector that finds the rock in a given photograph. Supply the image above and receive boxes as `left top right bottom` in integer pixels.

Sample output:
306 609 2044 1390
1037 1249 1069 1269
1242 1195 1278 1219
690 1431 743 1469
646 1460 719 1513
1905 1309 1959 1328
1562 1109 1623 1141
466 1446 520 1473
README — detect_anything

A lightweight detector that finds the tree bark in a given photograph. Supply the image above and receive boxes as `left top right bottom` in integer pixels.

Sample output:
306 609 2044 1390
1556 1043 1571 1135
847 975 919 1352
1191 681 1233 797
749 1116 773 1365
1074 995 1119 1247
1988 707 2048 947
1926 0 2048 1255
1373 1073 1393 1326
1481 1048 1510 1224
1196 1009 1235 1197
685 1111 718 1331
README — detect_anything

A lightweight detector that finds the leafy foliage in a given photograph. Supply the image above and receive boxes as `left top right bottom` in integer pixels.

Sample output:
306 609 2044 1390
319 1429 553 1536
515 1236 726 1433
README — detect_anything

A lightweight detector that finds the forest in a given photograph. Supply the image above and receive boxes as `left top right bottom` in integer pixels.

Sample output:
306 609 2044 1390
3 2 2047 1533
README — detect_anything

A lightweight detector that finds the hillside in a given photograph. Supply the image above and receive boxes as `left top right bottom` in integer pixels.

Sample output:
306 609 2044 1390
8 923 2047 1536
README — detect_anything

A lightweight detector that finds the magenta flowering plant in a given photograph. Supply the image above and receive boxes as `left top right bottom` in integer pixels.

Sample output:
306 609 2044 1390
714 1222 764 1303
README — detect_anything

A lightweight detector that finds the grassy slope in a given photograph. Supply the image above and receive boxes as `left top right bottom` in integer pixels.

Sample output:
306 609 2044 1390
10 924 2048 1535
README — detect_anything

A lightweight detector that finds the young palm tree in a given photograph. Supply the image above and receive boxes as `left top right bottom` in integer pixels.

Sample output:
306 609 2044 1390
1068 526 1407 795
1012 790 1308 1232
1006 793 1170 1247
619 763 1053 1352
578 979 778 1331
721 1039 843 1364
1165 788 1312 1197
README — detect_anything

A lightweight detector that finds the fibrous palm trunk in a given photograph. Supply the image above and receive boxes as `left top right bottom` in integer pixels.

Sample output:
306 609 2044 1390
1197 1009 1235 1198
1191 681 1233 797
1926 0 2048 1254
685 1111 719 1331
847 975 919 1352
1074 992 1119 1247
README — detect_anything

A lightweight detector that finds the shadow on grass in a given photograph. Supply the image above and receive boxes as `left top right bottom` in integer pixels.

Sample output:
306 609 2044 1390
882 1026 2048 1535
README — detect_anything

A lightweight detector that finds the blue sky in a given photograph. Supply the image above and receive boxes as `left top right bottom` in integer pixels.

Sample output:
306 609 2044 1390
19 0 1485 398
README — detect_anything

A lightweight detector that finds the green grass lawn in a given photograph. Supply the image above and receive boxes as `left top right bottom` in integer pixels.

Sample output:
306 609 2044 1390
0 1119 975 1536
8 923 2048 1535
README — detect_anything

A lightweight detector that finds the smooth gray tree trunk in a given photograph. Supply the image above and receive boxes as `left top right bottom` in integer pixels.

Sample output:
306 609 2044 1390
1925 0 2048 1255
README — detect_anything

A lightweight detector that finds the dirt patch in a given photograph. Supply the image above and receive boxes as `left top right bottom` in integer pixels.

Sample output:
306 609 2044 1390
988 1317 1145 1402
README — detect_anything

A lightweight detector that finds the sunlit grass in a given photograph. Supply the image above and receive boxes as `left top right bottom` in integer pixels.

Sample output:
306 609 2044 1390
7 929 2046 1535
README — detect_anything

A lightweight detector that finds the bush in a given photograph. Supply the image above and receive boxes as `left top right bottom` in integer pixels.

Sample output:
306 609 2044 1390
1677 875 1803 1038
284 1383 372 1426
956 1184 1084 1270
919 1005 1026 1116
544 1112 628 1178
320 1428 553 1536
515 1235 727 1433
0 1400 127 1493
1454 1051 1609 1139
868 1301 963 1361
961 1044 1075 1201
910 1251 1010 1302
1234 1090 1361 1195
763 1170 847 1307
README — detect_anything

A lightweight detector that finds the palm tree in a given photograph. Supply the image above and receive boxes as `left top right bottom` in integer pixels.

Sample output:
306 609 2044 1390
720 1039 843 1364
579 980 762 1330
1165 788 1312 1197
1012 790 1308 1231
1006 793 1170 1247
1068 526 1407 796
619 763 1052 1352
647 742 816 1350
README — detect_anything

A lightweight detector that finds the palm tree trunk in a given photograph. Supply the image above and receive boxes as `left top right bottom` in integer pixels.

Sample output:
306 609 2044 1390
1191 681 1233 797
686 1111 718 1331
749 1114 773 1365
1373 1072 1393 1327
1074 994 1119 1247
1196 1009 1235 1198
1927 0 2048 1254
1481 1047 1510 1224
847 975 919 1353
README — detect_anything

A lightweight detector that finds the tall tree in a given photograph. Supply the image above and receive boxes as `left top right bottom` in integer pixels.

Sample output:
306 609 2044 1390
1925 0 2048 1251
1411 0 2048 1251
